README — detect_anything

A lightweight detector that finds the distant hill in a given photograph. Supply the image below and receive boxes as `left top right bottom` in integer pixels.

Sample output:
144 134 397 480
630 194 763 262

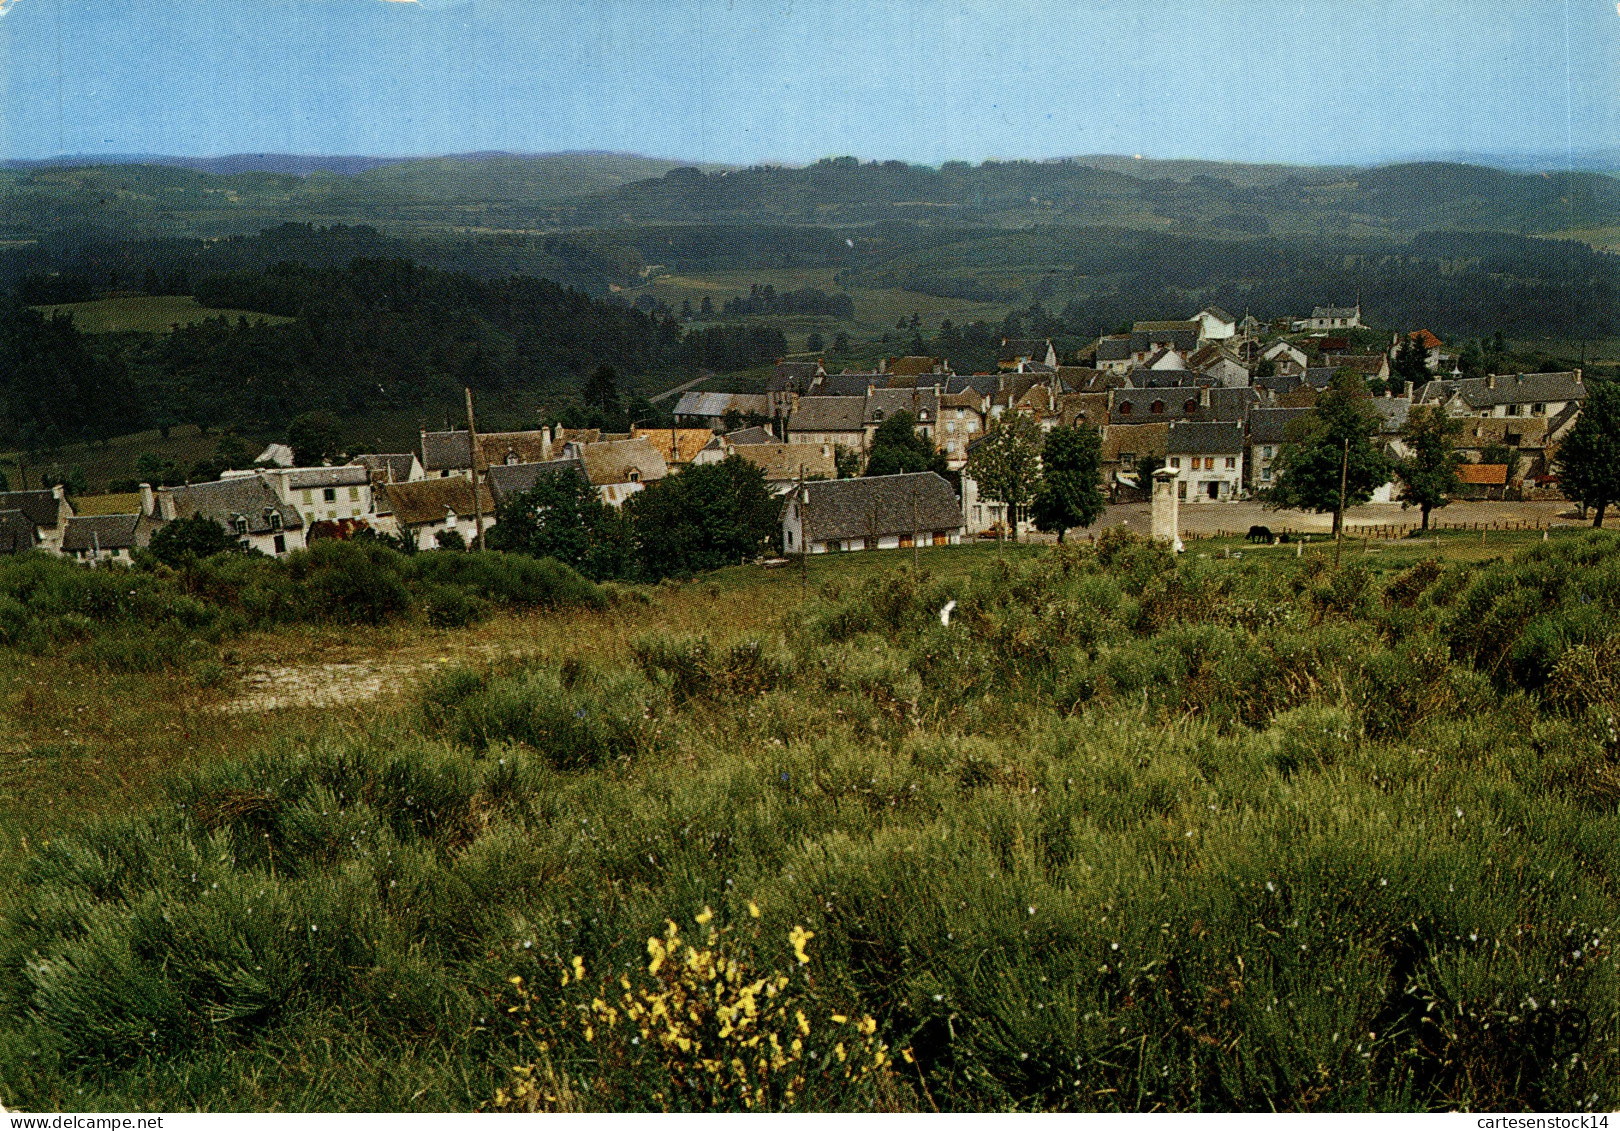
330 151 729 204
1060 154 1358 186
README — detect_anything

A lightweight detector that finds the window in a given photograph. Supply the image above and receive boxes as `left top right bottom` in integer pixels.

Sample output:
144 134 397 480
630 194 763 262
323 487 337 503
1263 445 1274 458
1119 452 1136 466
230 514 247 535
1262 467 1273 480
787 529 795 548
1151 400 1165 414
955 408 964 419
349 487 360 500
1507 404 1520 416
1169 457 1181 469
628 469 640 483
1533 403 1545 415
1225 457 1237 470
946 421 956 433
302 490 313 505
269 511 283 531
1185 399 1199 414
273 534 286 555
1118 401 1133 416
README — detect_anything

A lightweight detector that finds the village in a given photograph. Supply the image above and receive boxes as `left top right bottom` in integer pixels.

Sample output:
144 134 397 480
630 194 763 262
0 302 1597 566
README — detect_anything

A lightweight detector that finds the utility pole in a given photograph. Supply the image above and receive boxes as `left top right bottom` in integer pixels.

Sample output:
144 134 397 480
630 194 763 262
464 387 486 552
1334 436 1349 567
911 491 920 572
797 467 808 601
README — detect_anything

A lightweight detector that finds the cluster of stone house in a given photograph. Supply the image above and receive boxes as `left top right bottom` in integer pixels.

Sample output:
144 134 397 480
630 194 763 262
1 301 1595 567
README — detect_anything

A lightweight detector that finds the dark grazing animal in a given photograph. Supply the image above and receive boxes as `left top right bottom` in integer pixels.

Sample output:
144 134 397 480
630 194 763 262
1247 525 1274 544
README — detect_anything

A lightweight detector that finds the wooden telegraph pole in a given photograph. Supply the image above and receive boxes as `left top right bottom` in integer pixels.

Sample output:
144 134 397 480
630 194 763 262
1334 436 1349 567
464 387 486 551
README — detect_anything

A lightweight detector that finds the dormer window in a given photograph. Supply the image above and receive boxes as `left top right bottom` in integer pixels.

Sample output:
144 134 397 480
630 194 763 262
1118 401 1133 416
1185 399 1199 414
231 514 248 535
1151 400 1165 414
268 511 283 532
628 469 640 483
506 452 519 465
872 409 884 422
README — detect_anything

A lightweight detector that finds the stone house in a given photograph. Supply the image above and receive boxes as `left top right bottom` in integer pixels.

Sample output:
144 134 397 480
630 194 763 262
378 477 496 550
1165 422 1246 501
143 475 304 556
0 487 74 554
61 514 142 565
782 472 963 554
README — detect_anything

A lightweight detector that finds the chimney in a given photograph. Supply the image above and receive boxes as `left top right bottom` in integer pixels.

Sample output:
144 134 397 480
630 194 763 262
1575 368 1584 385
1199 387 1211 408
139 482 155 516
1404 380 1414 399
1486 374 1496 389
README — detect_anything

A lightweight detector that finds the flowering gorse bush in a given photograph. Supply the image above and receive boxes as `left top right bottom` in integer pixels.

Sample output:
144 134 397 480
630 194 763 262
493 904 906 1111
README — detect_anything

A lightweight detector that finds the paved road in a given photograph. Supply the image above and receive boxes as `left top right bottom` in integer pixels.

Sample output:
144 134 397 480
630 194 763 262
647 374 711 406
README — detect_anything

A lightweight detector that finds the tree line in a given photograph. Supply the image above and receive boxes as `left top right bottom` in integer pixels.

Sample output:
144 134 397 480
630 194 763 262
0 257 789 450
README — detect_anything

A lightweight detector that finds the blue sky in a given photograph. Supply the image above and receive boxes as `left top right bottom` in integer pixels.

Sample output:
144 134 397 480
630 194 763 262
2 0 1619 166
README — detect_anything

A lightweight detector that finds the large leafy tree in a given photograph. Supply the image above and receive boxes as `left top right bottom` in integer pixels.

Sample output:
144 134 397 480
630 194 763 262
864 411 945 478
624 455 778 580
582 365 622 415
487 468 632 580
286 411 343 468
1397 406 1464 530
1558 379 1620 528
965 412 1043 541
1264 371 1393 536
147 514 239 566
1032 424 1105 542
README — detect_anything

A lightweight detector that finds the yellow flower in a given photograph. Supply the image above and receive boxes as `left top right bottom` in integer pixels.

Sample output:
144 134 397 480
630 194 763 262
748 901 761 919
571 956 586 983
831 1014 848 1024
857 1015 877 1036
901 1047 915 1064
788 925 815 965
796 1009 810 1035
835 1042 847 1063
507 975 524 985
647 937 666 976
695 905 714 925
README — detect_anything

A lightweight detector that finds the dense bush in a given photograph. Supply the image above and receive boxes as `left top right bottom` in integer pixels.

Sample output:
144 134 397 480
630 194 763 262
0 543 605 666
9 531 1620 1111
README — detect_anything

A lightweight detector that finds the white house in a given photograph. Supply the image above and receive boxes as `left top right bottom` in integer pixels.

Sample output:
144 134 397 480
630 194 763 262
378 477 496 550
1300 304 1363 331
1191 307 1237 342
1165 421 1245 502
143 475 305 556
258 466 373 524
0 487 74 554
60 513 142 565
782 472 963 554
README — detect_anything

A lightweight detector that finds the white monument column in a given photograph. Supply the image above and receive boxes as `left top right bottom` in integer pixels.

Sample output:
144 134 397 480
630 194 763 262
1151 466 1183 552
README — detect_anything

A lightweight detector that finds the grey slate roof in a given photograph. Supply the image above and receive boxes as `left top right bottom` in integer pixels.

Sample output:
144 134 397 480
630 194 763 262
814 373 883 397
1254 373 1306 396
282 466 371 490
787 396 866 434
768 362 824 392
1167 421 1246 455
1369 396 1412 433
673 391 769 419
1095 336 1133 362
1248 407 1315 445
1109 386 1256 425
0 510 37 555
944 373 999 396
1305 367 1339 389
796 472 962 543
421 429 473 472
865 388 940 425
163 476 303 534
485 458 587 506
1455 372 1587 409
354 453 417 484
61 513 141 553
724 425 777 445
0 490 63 530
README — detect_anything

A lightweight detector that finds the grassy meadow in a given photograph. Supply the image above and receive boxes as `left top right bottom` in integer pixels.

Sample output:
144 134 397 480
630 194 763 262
2 529 1620 1111
30 296 295 336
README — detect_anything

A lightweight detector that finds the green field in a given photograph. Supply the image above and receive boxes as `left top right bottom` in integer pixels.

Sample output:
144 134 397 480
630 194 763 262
30 295 294 335
5 528 1620 1111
